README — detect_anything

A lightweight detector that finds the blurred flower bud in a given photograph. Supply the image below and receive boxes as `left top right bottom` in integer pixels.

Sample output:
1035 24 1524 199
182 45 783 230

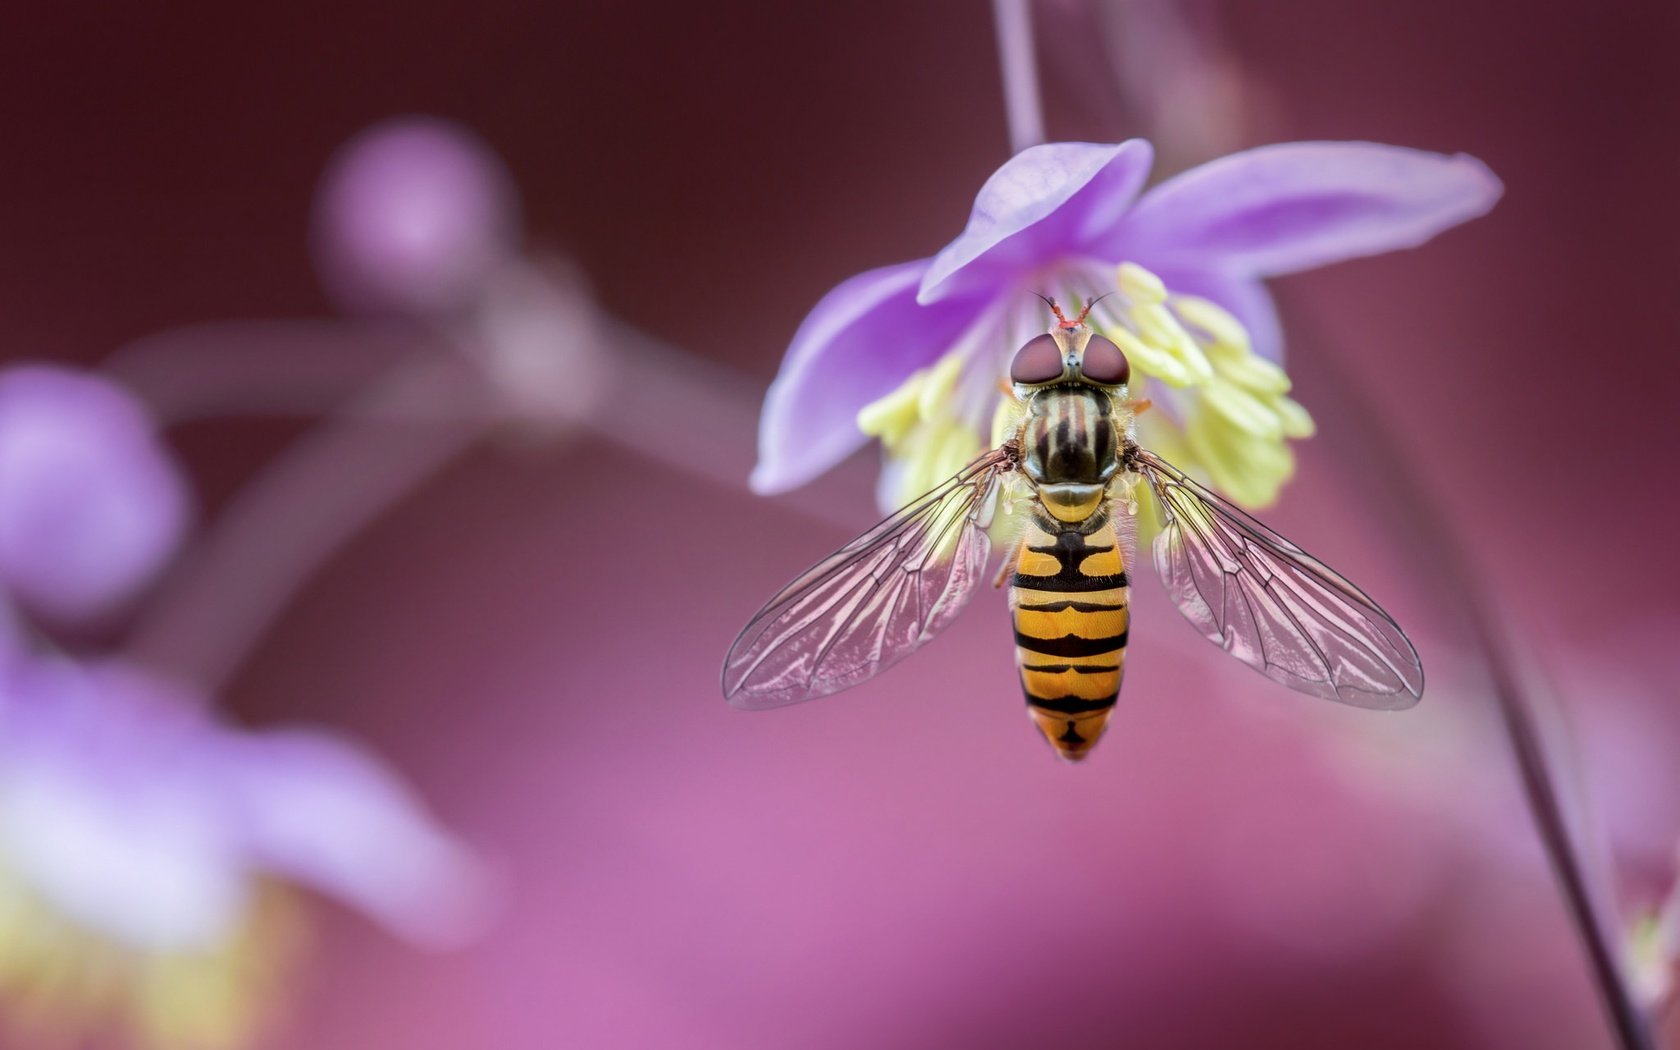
0 365 190 623
312 116 521 319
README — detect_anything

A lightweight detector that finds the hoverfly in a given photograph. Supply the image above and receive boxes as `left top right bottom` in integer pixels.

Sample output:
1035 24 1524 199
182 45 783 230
723 298 1423 761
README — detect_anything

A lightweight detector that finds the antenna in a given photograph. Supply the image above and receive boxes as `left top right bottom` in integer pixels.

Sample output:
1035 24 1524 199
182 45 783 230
1074 293 1112 324
1034 292 1074 328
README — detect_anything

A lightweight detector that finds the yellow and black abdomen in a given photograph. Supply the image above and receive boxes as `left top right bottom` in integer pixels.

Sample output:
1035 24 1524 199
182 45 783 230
1009 509 1129 762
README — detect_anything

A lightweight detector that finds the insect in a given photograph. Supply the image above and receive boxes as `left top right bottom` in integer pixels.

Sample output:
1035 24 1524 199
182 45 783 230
722 298 1424 761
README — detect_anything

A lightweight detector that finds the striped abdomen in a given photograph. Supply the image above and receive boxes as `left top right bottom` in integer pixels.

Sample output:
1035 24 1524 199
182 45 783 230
1009 509 1129 762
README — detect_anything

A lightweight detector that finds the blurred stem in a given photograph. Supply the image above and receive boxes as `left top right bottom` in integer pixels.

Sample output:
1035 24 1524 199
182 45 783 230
105 321 454 425
992 0 1045 153
126 352 492 693
1293 328 1657 1050
119 306 873 696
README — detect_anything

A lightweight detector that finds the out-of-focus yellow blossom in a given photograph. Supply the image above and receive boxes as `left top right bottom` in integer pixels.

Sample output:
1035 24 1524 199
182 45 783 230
0 865 303 1050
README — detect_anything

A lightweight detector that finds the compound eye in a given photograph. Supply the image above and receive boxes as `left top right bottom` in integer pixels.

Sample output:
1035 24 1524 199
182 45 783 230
1009 334 1065 384
1079 334 1130 386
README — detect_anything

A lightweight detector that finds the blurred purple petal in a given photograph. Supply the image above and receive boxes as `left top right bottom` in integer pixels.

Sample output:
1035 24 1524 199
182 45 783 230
224 727 491 947
1115 142 1503 275
0 660 246 951
0 365 190 623
0 657 487 954
312 116 521 318
918 140 1154 303
751 260 987 495
1150 266 1285 362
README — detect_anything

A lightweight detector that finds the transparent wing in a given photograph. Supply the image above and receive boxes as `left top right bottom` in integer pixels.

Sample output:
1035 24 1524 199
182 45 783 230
723 448 1014 709
1136 448 1424 708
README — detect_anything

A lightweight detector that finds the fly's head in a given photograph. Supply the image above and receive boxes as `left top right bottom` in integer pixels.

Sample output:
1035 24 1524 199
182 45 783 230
1009 295 1131 405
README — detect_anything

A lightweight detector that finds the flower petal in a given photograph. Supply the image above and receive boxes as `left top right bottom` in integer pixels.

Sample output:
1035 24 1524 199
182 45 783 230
0 365 191 623
751 261 987 494
223 728 492 947
1149 267 1284 363
918 140 1154 304
0 659 248 953
1114 142 1502 276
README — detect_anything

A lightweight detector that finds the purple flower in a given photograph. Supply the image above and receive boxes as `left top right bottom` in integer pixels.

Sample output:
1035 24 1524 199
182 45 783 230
0 364 190 623
752 140 1500 509
311 116 522 319
0 654 487 1047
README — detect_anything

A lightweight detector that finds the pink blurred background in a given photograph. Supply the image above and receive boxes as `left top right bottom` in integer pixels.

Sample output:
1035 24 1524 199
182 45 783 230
1 1 1677 1048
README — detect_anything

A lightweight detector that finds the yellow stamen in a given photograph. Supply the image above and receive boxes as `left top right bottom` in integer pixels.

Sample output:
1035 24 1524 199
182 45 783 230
1129 302 1215 381
990 391 1023 449
1213 349 1292 396
1275 395 1317 439
1171 294 1291 396
1201 379 1285 440
1169 294 1251 354
1116 262 1167 304
1109 327 1194 387
1105 263 1311 513
1192 408 1296 509
859 350 984 510
856 370 927 447
931 421 980 482
918 352 964 419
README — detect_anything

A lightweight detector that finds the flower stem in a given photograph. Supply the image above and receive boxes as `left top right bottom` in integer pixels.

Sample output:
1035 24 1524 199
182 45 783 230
120 311 873 696
992 0 1046 153
1293 323 1656 1050
104 320 444 425
125 352 493 693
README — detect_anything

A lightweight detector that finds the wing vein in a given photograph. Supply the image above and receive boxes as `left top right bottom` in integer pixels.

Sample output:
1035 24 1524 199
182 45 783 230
722 448 1013 708
1137 449 1423 708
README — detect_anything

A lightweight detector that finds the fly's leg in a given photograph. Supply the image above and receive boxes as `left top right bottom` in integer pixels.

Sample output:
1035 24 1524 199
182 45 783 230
1110 472 1144 517
991 491 1037 588
993 530 1026 589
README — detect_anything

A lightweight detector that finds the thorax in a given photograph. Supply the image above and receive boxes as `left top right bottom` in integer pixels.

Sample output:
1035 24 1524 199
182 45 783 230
1017 386 1123 524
